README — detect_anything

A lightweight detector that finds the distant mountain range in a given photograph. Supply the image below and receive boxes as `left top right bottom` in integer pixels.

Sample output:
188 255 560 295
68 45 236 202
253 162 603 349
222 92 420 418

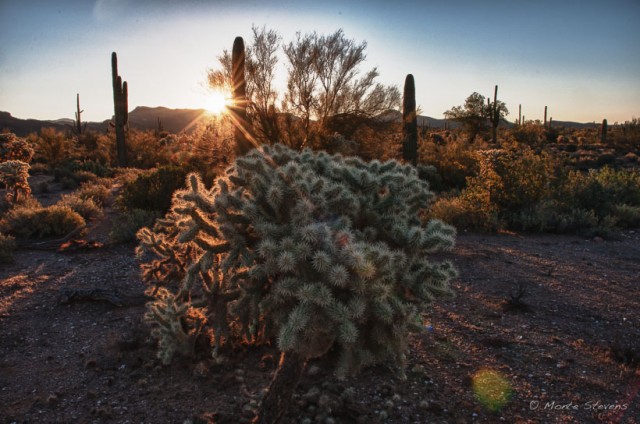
0 107 599 137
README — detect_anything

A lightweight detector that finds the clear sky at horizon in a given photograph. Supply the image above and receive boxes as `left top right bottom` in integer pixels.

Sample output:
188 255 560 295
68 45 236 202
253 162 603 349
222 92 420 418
1 0 639 124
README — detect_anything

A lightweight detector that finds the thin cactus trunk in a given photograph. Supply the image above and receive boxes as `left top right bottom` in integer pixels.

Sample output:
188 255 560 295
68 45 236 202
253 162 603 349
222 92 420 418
75 93 84 135
488 85 499 143
544 106 548 128
601 119 608 144
518 104 522 126
111 52 128 167
402 74 418 166
253 351 307 424
231 37 253 157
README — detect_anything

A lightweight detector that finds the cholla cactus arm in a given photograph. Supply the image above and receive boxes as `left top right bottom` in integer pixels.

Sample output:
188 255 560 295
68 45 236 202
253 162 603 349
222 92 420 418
0 160 31 203
145 288 205 364
0 133 34 163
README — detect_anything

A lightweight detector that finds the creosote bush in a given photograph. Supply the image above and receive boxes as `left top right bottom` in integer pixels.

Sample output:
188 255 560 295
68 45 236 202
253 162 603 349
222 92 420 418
0 204 85 239
0 232 16 263
138 144 457 376
118 166 188 214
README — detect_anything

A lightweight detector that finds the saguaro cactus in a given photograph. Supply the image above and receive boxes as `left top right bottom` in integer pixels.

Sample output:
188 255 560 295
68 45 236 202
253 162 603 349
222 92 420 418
402 74 418 166
544 106 548 128
601 119 608 144
488 85 500 143
518 104 522 126
75 93 84 135
231 36 253 157
111 52 128 167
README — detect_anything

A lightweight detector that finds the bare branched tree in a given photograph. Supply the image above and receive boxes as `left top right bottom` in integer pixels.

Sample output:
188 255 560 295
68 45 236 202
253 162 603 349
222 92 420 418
207 27 401 150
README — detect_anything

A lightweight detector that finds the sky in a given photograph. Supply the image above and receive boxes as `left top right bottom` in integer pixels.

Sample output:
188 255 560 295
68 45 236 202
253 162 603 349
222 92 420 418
0 0 639 124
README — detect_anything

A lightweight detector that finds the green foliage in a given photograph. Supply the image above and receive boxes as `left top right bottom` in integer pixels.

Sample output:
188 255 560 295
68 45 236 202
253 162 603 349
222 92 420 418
0 232 16 263
419 134 481 190
138 144 457 376
0 133 34 163
117 166 188 213
57 193 102 220
0 204 85 239
29 128 74 167
444 92 506 142
562 166 640 218
110 208 161 244
430 144 640 235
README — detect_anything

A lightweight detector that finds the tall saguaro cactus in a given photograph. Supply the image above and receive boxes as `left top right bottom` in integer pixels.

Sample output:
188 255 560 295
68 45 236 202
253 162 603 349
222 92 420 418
488 85 500 143
518 104 522 126
601 119 608 144
111 52 128 167
402 74 418 166
75 93 84 135
231 36 253 157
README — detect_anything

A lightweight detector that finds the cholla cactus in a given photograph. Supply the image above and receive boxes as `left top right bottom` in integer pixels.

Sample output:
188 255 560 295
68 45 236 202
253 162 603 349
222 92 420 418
138 144 456 375
0 160 31 203
0 133 34 163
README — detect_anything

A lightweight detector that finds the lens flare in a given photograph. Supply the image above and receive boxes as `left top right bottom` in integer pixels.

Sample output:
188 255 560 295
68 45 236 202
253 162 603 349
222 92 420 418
203 90 231 115
472 368 512 412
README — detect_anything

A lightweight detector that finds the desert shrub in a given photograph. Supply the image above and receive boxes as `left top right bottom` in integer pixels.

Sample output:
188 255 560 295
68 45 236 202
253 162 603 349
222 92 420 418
75 181 112 207
0 133 34 163
138 144 457 377
514 201 599 233
117 166 188 213
429 191 499 232
76 131 113 164
610 204 640 228
0 204 85 239
419 136 479 190
0 232 16 263
508 123 548 147
127 130 173 169
29 128 76 167
109 208 161 244
0 160 31 203
563 167 640 218
53 159 111 186
57 193 102 220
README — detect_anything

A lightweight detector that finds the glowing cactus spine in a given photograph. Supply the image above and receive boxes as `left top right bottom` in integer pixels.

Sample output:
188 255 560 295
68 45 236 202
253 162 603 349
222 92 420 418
111 52 128 167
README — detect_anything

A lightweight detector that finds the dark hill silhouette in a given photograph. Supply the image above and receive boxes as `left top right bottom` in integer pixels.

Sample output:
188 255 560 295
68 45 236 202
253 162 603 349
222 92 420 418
1 107 600 137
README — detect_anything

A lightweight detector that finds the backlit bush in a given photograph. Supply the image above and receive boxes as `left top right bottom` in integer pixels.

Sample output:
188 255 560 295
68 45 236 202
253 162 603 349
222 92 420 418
0 204 85 239
117 166 188 213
